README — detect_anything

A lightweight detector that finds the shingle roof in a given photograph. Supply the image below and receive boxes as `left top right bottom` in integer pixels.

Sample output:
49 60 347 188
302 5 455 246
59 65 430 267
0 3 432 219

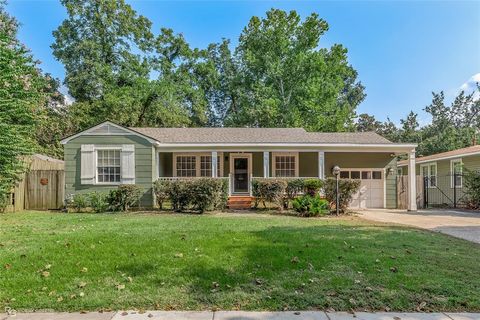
398 145 480 166
129 127 393 144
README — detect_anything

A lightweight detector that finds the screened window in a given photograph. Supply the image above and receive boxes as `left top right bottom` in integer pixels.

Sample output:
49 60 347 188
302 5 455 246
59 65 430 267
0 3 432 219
451 160 462 188
361 171 371 179
200 155 212 177
372 171 382 179
176 156 196 177
340 171 350 179
97 149 121 183
351 171 360 179
274 155 296 177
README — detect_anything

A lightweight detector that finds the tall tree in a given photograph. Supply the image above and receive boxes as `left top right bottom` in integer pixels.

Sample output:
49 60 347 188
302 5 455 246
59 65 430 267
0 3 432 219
0 1 46 208
215 9 365 131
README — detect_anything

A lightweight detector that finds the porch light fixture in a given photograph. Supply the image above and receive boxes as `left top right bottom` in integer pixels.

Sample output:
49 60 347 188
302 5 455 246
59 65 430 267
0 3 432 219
332 165 341 215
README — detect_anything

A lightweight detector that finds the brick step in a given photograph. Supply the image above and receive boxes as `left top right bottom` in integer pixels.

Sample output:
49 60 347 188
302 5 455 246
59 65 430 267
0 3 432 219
228 204 252 210
227 196 253 209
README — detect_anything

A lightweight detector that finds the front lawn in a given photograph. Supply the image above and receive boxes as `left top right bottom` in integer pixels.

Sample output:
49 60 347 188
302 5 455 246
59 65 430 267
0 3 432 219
1 211 479 312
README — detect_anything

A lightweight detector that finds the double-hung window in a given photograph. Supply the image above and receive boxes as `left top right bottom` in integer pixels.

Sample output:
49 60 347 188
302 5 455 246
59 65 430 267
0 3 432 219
97 149 121 183
273 153 298 177
174 153 222 177
421 163 437 188
451 159 463 188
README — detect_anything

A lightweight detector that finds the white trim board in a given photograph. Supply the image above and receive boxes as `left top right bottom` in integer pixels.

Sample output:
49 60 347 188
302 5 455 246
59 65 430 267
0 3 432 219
60 121 158 145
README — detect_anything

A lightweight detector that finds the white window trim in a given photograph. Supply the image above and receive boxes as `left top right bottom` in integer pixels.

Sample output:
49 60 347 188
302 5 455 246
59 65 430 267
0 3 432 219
420 162 437 188
172 152 223 177
450 159 463 188
271 152 299 177
95 147 122 185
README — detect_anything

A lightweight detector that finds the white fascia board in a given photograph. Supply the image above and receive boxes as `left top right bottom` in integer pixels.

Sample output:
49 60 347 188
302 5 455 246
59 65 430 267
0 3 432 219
398 150 480 166
155 143 417 153
60 121 159 145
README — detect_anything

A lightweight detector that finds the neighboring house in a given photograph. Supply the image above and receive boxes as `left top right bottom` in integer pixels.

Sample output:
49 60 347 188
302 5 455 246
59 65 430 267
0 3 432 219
398 145 480 207
61 121 418 210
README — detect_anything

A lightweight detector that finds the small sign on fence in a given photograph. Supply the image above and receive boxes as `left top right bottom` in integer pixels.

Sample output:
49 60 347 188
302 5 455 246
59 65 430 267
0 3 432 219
40 178 49 186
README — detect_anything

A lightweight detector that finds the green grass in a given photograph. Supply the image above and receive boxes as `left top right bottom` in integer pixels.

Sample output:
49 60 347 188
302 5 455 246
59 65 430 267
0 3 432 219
1 211 479 312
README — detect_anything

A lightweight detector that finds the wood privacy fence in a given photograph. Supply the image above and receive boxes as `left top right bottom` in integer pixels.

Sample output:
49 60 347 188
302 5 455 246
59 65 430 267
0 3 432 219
396 175 424 209
24 170 65 210
4 154 65 212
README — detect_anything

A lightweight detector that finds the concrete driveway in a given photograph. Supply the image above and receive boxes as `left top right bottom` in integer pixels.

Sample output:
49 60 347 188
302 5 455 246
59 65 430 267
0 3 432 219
359 209 480 244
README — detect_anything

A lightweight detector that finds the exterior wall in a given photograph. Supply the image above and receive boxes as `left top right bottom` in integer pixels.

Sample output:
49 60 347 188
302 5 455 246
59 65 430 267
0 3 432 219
158 152 173 177
412 154 480 206
299 152 318 177
64 135 155 207
325 152 397 209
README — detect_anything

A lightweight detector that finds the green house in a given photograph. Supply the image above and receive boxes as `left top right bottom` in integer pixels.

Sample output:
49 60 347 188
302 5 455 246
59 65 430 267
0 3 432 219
61 121 418 210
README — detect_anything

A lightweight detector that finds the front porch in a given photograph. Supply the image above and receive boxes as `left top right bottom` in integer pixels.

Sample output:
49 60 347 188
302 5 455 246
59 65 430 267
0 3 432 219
155 150 418 210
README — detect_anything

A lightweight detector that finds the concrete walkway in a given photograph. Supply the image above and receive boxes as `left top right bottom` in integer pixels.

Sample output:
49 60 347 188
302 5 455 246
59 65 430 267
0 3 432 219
359 209 480 244
2 311 480 320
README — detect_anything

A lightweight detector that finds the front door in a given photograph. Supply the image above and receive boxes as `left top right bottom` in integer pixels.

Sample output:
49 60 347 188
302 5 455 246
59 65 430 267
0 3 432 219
233 156 250 193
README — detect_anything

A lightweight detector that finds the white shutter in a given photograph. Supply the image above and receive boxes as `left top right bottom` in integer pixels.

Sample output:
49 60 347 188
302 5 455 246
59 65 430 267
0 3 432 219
80 144 95 185
121 144 135 184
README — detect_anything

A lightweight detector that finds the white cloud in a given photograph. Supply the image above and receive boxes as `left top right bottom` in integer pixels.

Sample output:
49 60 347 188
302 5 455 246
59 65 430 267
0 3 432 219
460 72 480 92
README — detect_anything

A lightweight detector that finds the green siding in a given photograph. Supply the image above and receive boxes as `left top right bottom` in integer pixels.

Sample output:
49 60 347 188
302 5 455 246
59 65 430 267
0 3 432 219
64 135 155 207
252 152 263 177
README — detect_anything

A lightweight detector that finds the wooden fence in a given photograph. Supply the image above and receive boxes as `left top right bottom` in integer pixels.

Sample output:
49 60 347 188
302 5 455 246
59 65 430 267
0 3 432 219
396 175 424 209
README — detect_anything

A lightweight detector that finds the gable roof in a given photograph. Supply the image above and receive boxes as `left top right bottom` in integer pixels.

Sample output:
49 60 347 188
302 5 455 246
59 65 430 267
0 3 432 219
398 145 480 166
130 127 394 144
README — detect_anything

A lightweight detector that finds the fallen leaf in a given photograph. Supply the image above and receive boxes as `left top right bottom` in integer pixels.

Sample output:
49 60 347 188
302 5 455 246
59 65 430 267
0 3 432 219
390 266 398 273
79 292 85 297
121 311 128 316
416 301 427 311
174 253 183 258
78 281 87 288
57 296 63 302
41 271 50 278
116 284 125 290
44 264 52 270
81 267 88 273
148 314 153 318
4 263 11 270
126 276 133 282
291 256 299 264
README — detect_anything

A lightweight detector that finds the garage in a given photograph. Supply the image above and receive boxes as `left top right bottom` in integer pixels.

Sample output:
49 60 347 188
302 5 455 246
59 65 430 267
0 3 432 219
339 169 384 209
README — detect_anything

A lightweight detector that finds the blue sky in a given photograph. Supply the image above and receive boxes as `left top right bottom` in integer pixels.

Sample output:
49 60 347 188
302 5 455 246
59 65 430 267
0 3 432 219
6 0 480 125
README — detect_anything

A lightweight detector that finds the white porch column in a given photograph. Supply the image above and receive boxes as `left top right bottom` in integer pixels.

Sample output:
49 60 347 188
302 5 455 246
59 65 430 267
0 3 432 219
318 151 325 179
407 150 417 211
211 151 218 178
263 151 270 178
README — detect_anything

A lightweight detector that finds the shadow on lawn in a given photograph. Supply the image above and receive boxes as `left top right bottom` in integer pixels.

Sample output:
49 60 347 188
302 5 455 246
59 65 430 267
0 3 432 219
178 223 425 311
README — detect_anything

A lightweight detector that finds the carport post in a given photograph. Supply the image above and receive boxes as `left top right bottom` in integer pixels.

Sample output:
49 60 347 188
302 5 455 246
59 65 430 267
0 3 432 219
407 150 417 211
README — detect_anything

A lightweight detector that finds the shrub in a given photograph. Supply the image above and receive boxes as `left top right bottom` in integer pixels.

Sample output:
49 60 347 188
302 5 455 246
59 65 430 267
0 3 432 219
66 193 89 212
106 185 142 212
153 179 171 209
284 179 305 208
251 179 287 210
292 195 329 217
303 178 323 196
463 170 480 209
88 192 109 213
158 178 228 213
323 178 361 214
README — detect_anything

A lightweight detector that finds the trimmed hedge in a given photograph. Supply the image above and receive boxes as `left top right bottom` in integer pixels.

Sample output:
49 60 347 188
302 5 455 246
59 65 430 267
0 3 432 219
154 178 228 213
107 185 142 212
252 179 287 210
323 178 361 213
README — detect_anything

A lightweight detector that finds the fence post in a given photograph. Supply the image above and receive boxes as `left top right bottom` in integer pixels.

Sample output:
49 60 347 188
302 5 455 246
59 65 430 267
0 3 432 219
453 172 457 208
423 176 428 209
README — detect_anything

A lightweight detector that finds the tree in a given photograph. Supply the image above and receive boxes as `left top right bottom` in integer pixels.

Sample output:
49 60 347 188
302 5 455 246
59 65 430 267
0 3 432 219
0 2 46 208
214 9 365 131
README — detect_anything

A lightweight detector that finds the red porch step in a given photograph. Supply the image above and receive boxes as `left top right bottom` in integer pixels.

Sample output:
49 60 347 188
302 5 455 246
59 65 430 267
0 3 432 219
227 196 254 210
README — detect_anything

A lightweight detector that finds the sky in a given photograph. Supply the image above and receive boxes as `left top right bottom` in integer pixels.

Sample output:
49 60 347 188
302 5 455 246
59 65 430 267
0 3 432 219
6 0 480 126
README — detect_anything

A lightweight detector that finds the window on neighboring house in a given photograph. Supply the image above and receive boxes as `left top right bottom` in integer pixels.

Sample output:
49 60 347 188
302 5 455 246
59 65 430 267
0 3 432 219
372 171 382 179
97 149 121 183
339 171 350 179
421 163 437 188
350 171 360 179
176 156 197 177
274 154 297 177
451 159 463 188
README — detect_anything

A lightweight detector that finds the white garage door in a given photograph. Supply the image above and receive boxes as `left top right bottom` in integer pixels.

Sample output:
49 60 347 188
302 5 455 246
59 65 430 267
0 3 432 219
339 169 384 209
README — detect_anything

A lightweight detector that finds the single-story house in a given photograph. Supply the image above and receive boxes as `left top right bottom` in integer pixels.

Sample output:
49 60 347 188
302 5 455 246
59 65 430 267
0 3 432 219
61 121 418 210
398 145 480 207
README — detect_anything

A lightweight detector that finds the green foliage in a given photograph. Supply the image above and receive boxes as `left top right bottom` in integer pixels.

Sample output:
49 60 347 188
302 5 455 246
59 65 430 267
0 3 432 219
0 3 46 209
153 179 171 209
159 178 228 213
303 178 323 196
283 178 305 208
66 193 89 212
251 179 287 210
88 192 109 213
106 185 142 212
463 170 480 210
323 178 361 213
292 195 329 217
